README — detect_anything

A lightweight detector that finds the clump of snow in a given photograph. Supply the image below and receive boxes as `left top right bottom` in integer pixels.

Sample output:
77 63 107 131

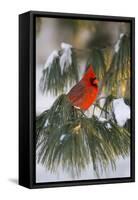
44 50 59 69
43 43 72 74
114 33 124 53
44 119 49 127
106 123 111 129
85 97 106 118
99 117 107 122
60 134 66 143
98 117 112 130
84 105 94 118
113 98 130 127
61 42 72 49
60 42 72 74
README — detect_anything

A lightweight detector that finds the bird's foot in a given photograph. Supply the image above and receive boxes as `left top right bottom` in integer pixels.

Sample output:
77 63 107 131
74 106 81 110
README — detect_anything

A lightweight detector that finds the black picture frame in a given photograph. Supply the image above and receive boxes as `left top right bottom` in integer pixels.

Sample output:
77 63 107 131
19 10 135 189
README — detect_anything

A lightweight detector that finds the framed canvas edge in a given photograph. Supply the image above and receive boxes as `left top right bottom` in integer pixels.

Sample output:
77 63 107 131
19 10 135 189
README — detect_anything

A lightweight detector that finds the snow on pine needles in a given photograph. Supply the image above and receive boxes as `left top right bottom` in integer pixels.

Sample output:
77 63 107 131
60 42 72 74
44 50 59 70
113 98 130 127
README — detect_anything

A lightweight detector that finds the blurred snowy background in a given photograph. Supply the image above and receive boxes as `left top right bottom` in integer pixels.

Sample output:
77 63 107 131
36 17 130 183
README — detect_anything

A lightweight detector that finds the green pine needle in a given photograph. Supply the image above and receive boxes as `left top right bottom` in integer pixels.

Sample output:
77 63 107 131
36 94 130 177
39 50 79 96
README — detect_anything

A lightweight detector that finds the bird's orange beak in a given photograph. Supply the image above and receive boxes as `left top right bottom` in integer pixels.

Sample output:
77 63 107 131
93 79 99 85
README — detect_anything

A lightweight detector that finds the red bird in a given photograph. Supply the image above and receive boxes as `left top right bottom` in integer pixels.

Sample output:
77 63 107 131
67 65 99 110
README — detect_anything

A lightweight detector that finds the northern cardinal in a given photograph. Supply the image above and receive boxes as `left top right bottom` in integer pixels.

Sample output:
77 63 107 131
67 65 99 110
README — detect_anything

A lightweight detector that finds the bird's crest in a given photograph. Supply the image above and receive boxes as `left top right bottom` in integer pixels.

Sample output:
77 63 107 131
83 65 96 80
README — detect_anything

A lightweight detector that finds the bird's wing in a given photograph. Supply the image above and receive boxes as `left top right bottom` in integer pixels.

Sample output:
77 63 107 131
68 81 85 104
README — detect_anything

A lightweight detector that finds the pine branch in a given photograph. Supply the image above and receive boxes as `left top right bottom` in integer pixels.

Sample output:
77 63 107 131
36 34 131 177
36 94 130 177
86 48 106 80
39 35 130 99
99 35 130 97
39 48 79 96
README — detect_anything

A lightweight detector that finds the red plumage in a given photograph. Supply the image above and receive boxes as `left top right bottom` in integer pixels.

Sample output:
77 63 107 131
67 65 99 110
